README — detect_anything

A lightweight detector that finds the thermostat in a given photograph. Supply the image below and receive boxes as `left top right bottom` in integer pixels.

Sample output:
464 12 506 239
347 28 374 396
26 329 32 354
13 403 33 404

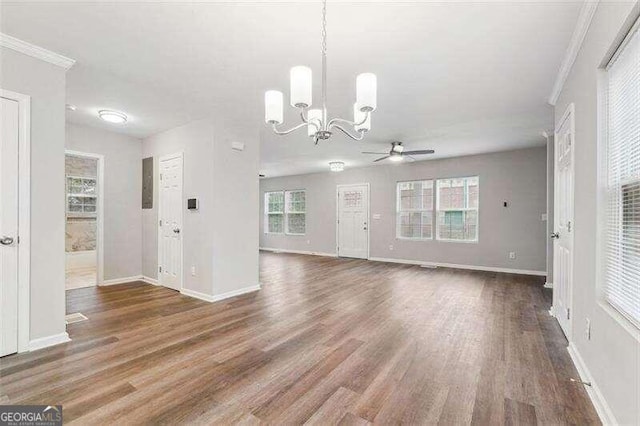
187 198 199 210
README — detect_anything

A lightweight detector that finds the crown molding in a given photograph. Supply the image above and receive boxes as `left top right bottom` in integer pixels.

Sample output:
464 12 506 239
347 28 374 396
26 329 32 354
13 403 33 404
0 33 75 70
548 1 600 106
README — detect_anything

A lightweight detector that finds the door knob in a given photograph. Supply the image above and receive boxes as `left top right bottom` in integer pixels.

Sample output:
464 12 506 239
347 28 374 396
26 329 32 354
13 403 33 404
0 236 14 246
550 232 560 239
173 228 180 234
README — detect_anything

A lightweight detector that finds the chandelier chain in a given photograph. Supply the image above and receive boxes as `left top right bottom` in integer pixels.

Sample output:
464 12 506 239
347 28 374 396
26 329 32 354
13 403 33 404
321 0 327 57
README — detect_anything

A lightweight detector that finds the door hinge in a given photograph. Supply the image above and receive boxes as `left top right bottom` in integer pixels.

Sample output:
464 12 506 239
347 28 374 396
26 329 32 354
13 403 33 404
159 266 162 273
160 173 163 181
567 308 570 320
159 219 162 226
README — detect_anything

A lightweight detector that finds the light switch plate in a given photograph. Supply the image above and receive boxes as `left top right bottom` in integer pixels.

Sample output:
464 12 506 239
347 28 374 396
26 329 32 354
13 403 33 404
373 213 381 220
231 141 245 151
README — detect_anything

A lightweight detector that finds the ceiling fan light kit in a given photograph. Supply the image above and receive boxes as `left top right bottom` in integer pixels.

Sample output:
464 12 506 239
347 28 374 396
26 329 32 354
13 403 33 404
329 161 345 172
363 141 435 163
264 0 377 144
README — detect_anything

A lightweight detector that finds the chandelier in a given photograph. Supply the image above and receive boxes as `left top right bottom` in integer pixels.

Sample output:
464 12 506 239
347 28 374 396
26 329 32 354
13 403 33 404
264 0 377 144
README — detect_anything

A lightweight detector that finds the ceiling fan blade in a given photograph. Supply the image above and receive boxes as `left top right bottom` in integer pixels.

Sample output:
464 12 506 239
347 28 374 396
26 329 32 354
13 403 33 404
403 149 435 155
362 151 388 155
373 156 390 162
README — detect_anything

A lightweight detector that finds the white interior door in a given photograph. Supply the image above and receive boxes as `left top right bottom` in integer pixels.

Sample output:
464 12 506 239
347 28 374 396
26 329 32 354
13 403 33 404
1 96 20 357
158 153 183 291
337 184 369 259
553 106 574 339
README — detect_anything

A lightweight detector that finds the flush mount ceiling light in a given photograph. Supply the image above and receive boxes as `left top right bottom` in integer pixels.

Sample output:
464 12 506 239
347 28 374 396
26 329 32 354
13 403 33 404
264 0 377 144
98 110 127 124
329 161 345 172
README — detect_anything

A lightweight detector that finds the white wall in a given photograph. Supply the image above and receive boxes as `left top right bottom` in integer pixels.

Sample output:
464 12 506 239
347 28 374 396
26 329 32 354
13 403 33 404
1 47 67 341
142 117 259 297
66 123 143 281
142 118 215 295
261 147 548 273
554 2 639 424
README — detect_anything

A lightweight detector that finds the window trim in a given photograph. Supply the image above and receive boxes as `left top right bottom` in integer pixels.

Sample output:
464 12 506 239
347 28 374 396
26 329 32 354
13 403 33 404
264 191 285 234
284 189 306 236
596 14 640 334
435 176 480 243
263 189 307 236
395 179 434 241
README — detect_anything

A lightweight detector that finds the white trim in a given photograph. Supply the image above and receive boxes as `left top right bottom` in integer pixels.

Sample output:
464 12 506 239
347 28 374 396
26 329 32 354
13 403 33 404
548 1 600 105
259 247 338 257
369 256 547 276
142 276 159 286
65 150 104 287
29 332 71 352
181 284 261 303
336 183 370 260
0 33 75 70
544 282 553 289
100 275 144 286
567 342 617 425
157 152 184 292
1 89 31 353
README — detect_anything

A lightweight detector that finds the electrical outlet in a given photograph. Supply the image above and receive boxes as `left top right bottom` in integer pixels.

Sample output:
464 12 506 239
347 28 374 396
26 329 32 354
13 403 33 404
389 245 394 251
191 266 196 276
509 252 516 260
586 318 591 340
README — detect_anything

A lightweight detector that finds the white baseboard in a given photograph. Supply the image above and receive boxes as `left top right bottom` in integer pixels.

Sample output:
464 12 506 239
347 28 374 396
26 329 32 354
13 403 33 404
567 342 617 425
142 276 159 285
100 275 143 286
260 247 337 258
369 257 547 277
181 284 261 303
544 281 553 289
29 332 71 351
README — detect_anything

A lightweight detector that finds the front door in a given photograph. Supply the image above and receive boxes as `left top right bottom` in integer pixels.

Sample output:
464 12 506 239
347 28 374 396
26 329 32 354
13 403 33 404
337 184 369 259
553 105 575 339
0 96 20 357
158 153 183 291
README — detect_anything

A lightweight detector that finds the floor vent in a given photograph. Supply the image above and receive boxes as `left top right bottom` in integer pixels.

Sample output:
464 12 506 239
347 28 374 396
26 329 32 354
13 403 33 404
65 312 88 324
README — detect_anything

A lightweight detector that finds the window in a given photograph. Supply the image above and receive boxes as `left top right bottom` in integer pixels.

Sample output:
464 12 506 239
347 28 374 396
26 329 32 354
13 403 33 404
396 180 433 239
602 20 640 327
264 191 284 233
264 190 306 235
285 190 306 234
66 176 97 215
436 176 479 241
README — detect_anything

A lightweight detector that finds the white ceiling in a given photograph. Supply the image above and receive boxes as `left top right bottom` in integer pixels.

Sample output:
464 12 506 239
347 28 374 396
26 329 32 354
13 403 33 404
1 1 582 177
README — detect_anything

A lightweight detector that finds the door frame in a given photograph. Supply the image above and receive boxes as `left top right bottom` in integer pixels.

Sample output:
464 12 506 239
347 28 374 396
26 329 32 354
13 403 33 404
157 151 184 291
552 102 575 339
1 89 31 353
335 182 370 259
65 149 105 287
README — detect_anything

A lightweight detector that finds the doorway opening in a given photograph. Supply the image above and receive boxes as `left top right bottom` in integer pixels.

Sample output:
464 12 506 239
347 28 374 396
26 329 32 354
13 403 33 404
64 150 104 290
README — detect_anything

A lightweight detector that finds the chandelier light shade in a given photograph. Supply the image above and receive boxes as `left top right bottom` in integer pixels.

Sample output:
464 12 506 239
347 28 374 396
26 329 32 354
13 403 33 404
290 66 313 108
265 90 284 124
329 161 345 172
264 0 377 144
356 73 377 112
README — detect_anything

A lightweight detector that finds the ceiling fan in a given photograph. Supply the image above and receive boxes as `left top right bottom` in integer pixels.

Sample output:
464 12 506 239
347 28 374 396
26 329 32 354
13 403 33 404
362 141 435 162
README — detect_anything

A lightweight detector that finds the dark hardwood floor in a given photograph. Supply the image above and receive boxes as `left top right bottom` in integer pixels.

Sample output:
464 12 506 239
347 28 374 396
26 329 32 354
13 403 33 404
0 252 599 425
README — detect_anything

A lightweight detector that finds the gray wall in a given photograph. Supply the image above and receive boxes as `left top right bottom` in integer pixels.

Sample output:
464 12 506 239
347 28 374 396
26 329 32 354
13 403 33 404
1 47 67 341
261 147 547 273
142 117 259 297
66 123 143 280
554 3 639 424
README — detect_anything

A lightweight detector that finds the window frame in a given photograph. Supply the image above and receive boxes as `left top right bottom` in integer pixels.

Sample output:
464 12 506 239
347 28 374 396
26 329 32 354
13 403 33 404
395 179 434 241
284 189 306 236
264 191 285 234
66 175 98 217
435 176 480 243
596 15 640 333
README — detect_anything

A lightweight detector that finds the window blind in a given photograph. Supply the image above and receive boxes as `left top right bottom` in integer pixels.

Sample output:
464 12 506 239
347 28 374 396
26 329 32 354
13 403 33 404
604 19 640 327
